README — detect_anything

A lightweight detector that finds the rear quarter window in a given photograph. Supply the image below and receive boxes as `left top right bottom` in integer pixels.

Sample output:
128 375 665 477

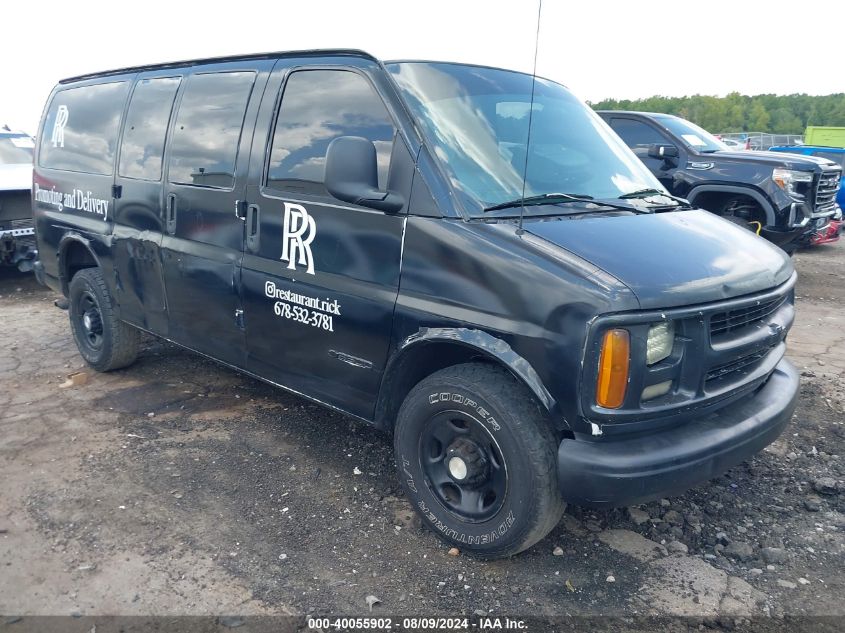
39 81 129 175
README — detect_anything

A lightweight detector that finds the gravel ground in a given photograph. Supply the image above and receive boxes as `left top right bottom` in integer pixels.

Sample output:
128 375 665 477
1 242 843 625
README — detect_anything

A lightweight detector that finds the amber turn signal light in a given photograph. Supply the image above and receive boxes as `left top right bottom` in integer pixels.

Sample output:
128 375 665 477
596 329 630 409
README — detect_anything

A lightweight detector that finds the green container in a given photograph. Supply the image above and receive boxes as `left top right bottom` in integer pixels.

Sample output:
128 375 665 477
804 126 845 148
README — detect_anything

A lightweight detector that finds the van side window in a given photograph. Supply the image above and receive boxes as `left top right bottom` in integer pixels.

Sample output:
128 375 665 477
609 118 669 152
267 70 395 195
119 77 181 181
39 81 129 175
168 71 256 189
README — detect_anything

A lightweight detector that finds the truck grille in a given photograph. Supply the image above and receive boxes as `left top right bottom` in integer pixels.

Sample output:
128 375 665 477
814 170 841 214
709 295 787 339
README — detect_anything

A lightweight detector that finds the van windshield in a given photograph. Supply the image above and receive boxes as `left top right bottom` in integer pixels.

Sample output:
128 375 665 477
386 62 662 215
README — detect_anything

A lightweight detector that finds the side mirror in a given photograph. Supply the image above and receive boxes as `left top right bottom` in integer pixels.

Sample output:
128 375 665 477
648 143 679 160
324 136 403 213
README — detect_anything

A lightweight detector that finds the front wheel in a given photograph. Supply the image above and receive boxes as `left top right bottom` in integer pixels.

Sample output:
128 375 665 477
394 363 565 558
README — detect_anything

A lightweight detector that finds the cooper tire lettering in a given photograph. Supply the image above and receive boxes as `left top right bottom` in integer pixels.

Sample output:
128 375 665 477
395 364 565 558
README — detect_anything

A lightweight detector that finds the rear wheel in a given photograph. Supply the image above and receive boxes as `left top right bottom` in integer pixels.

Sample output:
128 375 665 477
68 268 139 372
394 363 565 558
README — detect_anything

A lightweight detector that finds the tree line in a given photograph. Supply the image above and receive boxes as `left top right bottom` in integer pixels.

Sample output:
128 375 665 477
590 93 845 135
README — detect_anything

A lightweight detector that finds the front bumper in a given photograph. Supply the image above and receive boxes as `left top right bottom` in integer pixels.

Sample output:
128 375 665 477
760 224 806 252
0 224 37 269
809 219 843 246
557 358 798 507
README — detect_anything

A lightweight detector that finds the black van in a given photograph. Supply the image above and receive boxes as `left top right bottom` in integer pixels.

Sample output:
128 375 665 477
32 50 799 558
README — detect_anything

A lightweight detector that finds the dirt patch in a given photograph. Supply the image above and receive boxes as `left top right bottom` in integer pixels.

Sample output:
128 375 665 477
1 241 844 619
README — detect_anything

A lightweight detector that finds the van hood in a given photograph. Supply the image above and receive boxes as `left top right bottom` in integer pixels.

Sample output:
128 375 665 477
524 209 793 309
0 164 32 192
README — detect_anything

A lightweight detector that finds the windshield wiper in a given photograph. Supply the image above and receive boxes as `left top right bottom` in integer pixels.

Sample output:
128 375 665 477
618 188 692 207
483 192 649 215
483 192 595 212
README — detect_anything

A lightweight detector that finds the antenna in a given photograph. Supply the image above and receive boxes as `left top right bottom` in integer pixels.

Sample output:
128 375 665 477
517 0 543 236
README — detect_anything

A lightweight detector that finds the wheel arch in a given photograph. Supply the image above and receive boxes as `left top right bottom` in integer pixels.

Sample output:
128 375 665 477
375 328 557 433
686 184 777 226
58 234 101 296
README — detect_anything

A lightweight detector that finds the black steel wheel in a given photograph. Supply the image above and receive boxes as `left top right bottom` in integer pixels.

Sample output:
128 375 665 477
420 411 508 522
76 289 105 352
394 363 565 559
68 267 140 372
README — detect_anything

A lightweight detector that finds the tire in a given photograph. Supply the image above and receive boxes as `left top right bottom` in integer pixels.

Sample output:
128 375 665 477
68 267 140 372
394 363 565 558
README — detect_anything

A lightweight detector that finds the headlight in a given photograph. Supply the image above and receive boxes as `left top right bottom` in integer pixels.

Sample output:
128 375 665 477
646 321 674 365
773 168 813 200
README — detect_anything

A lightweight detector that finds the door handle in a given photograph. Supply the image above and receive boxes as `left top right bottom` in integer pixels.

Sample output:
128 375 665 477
166 193 177 234
246 203 260 252
234 199 247 220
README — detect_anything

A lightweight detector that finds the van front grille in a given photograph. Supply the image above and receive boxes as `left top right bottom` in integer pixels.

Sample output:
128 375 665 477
705 349 770 384
709 296 786 339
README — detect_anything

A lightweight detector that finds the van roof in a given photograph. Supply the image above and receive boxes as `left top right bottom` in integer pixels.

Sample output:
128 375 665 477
59 48 379 84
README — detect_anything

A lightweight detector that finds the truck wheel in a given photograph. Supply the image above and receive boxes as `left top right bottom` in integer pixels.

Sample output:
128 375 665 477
394 363 565 558
68 268 140 372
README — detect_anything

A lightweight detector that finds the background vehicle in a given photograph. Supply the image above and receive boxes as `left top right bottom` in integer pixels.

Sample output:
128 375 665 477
804 126 845 148
598 111 842 252
769 144 845 244
720 138 747 151
718 132 804 151
0 126 35 270
33 52 799 558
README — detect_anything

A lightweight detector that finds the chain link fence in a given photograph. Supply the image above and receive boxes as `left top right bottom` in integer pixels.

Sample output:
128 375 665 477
717 132 804 150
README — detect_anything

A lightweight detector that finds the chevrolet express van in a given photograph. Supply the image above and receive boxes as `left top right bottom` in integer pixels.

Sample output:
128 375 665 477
33 50 799 558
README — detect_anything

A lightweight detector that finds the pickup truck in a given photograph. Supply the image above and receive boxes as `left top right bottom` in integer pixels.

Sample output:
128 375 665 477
0 129 36 270
597 111 842 252
769 144 844 244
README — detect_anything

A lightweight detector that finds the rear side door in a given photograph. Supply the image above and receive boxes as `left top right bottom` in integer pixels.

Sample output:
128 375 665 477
608 117 679 193
241 60 411 418
112 72 182 334
35 79 131 285
160 62 272 366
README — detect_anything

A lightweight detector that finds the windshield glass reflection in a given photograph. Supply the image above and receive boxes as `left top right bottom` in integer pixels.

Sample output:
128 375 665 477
387 62 662 214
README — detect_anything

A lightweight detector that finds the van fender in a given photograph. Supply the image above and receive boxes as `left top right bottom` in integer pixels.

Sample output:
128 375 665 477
57 232 101 292
388 326 556 414
686 184 777 226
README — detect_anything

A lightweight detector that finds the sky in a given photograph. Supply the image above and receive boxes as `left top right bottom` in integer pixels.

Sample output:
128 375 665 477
2 0 842 135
